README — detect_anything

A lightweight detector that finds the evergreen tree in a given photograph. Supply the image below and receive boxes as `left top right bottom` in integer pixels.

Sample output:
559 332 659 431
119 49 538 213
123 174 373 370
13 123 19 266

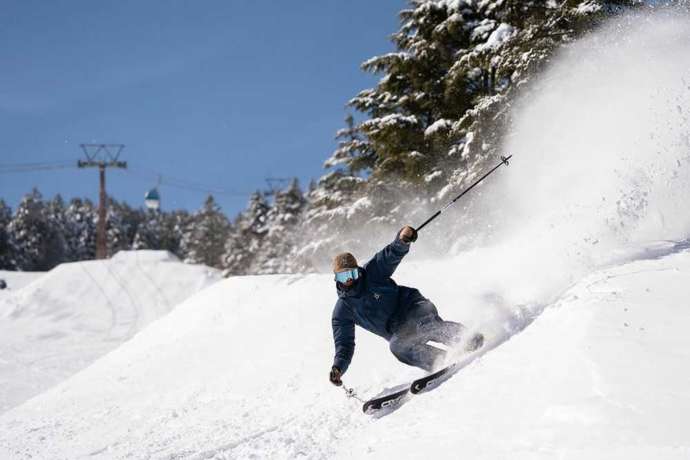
298 0 642 270
64 198 97 261
223 191 270 276
0 200 14 269
132 209 162 250
337 1 486 184
163 209 191 258
181 195 230 268
107 199 139 256
295 170 368 271
7 189 61 271
255 179 306 274
44 194 68 267
325 114 373 175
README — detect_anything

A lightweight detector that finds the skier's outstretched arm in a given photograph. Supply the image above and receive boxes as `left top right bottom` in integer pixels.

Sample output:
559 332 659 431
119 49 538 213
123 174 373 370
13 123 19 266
331 301 355 384
364 226 417 282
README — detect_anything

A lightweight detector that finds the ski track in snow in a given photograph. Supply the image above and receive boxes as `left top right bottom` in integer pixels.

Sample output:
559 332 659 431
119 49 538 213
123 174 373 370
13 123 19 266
78 263 120 341
0 251 221 414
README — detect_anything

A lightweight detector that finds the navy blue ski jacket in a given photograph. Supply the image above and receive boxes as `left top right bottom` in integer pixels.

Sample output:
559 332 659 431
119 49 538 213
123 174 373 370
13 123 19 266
331 235 425 374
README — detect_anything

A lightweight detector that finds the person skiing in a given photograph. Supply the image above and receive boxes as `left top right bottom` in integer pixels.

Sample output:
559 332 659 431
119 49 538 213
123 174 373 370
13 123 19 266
329 225 483 387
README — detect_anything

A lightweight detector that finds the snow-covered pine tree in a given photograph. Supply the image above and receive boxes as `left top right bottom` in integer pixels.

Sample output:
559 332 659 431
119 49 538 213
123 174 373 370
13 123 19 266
295 169 367 272
298 2 509 269
132 209 162 250
181 195 230 268
44 194 68 267
291 113 372 271
131 208 188 256
0 200 14 269
7 189 62 271
298 0 642 270
64 198 97 262
325 114 374 176
341 0 494 187
255 179 306 274
223 191 270 276
158 209 190 258
106 199 139 256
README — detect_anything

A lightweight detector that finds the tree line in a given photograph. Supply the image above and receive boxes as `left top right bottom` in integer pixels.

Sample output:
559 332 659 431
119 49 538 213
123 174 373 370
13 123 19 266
0 180 305 275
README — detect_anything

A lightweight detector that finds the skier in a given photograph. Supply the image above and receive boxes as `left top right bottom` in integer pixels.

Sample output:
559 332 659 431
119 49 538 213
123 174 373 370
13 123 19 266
329 226 483 387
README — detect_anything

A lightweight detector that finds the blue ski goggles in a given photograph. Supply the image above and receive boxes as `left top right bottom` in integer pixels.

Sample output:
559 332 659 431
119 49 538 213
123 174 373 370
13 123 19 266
334 268 359 284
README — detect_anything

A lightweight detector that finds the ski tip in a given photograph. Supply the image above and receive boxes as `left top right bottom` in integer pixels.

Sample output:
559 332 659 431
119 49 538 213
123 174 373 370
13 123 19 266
362 389 409 414
410 362 459 394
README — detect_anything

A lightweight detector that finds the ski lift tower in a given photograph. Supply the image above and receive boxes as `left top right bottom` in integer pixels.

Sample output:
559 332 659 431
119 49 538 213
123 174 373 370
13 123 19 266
78 144 127 259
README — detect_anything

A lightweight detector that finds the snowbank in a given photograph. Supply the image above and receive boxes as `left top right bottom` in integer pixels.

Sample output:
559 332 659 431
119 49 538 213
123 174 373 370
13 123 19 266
0 270 44 294
0 250 220 413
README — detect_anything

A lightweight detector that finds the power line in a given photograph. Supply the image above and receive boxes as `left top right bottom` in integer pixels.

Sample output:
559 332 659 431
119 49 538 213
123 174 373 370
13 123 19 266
0 165 76 173
0 161 72 168
0 161 76 173
126 167 250 198
1 158 259 200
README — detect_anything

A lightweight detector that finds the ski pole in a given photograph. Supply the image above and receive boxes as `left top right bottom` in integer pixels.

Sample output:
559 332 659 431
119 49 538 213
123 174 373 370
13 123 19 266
415 155 512 233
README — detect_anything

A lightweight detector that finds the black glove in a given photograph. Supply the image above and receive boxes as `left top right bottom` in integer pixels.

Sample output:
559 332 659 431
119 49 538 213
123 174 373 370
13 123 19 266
399 225 418 244
329 366 343 386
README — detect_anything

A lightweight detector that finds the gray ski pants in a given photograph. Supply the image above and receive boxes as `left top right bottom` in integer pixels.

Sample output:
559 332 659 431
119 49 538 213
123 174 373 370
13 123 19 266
388 298 464 372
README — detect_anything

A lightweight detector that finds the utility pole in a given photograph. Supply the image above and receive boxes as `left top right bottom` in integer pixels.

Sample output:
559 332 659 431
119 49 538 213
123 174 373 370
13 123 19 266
78 144 127 259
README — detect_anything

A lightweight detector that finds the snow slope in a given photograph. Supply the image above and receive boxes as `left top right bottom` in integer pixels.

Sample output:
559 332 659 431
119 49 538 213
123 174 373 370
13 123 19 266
0 246 689 459
0 250 220 413
2 8 690 460
0 270 44 294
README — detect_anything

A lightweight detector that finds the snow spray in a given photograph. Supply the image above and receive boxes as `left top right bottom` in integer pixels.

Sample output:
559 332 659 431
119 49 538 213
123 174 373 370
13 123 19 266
419 9 690 335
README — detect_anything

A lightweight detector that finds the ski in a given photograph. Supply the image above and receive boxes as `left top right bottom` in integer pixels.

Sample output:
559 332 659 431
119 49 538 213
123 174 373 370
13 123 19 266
362 334 485 413
361 366 453 414
361 363 462 413
410 362 458 394
362 388 409 414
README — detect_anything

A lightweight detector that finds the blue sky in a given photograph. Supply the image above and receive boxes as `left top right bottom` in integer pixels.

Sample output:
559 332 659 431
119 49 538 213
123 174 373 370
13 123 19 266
0 1 405 216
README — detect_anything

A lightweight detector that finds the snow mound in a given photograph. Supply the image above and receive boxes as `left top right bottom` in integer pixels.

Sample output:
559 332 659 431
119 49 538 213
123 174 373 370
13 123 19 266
1 248 689 459
0 251 221 413
0 270 44 295
111 249 180 263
